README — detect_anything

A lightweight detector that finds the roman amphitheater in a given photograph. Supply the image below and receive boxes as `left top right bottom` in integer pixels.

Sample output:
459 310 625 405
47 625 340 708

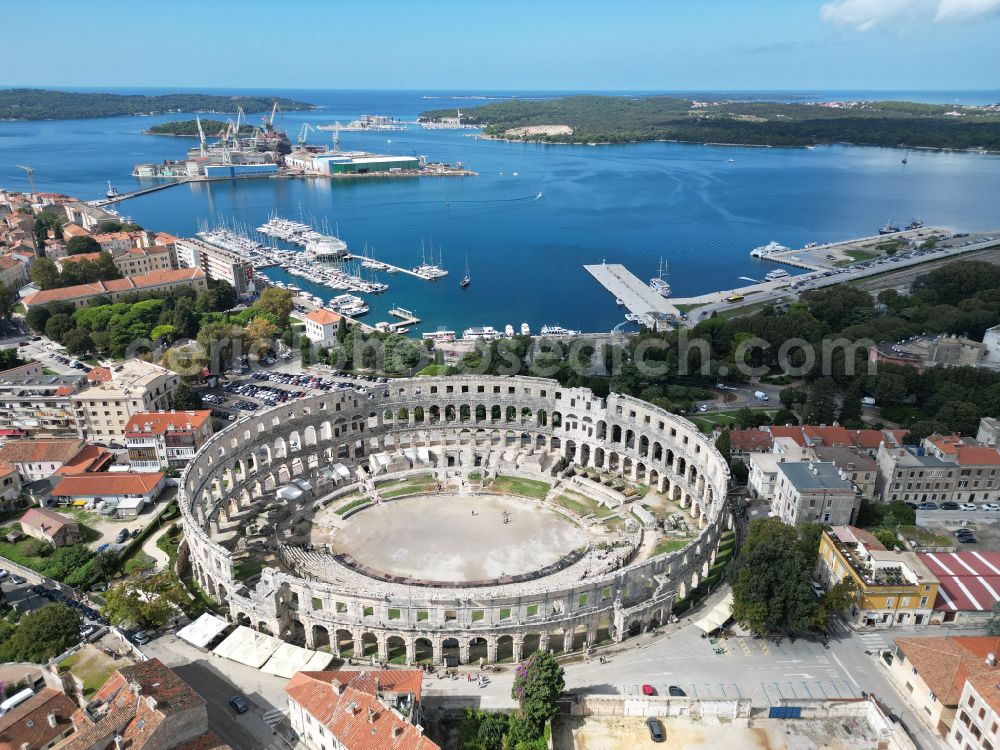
179 375 733 666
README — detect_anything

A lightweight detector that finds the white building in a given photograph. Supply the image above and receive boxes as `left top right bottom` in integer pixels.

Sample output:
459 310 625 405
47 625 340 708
303 308 342 347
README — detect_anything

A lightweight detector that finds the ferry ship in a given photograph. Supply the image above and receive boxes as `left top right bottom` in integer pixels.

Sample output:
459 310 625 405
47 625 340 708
649 258 671 298
521 322 531 336
764 269 790 282
750 241 790 258
462 326 502 341
539 325 581 337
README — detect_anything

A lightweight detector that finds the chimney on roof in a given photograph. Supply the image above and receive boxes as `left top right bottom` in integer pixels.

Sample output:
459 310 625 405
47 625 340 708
368 707 378 723
129 681 142 696
988 653 997 667
114 737 125 750
47 713 58 728
330 678 344 695
393 726 404 738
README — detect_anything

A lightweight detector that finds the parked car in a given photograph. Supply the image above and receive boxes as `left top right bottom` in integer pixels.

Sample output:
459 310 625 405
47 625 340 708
981 503 1000 512
958 534 978 544
80 624 97 640
646 717 666 743
668 685 686 697
229 695 249 714
115 529 130 544
641 684 656 696
917 502 939 511
132 631 151 645
0 569 8 581
8 574 26 585
959 503 978 511
940 502 960 511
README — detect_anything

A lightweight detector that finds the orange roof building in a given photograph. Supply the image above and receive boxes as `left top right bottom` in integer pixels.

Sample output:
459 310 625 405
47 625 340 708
0 687 78 749
303 308 342 346
285 670 438 750
125 410 214 470
51 472 166 514
22 268 207 309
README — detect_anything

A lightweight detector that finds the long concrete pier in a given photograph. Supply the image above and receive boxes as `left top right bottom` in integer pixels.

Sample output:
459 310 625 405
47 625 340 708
584 263 680 325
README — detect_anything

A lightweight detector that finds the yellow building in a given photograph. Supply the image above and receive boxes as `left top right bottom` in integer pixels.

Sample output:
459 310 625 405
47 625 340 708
817 525 940 629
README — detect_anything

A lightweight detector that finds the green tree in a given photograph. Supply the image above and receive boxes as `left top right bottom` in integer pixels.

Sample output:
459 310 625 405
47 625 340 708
803 378 837 424
715 429 732 464
101 571 186 628
65 235 102 255
0 604 81 663
511 650 565 738
254 288 293 328
30 258 61 290
0 286 15 320
336 316 348 343
172 296 199 339
33 211 66 251
729 518 819 635
823 577 858 617
62 327 94 355
44 313 74 342
150 324 177 343
173 381 203 410
25 305 52 333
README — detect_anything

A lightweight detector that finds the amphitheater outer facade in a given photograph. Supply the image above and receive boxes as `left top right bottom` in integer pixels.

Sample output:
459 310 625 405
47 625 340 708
179 375 733 665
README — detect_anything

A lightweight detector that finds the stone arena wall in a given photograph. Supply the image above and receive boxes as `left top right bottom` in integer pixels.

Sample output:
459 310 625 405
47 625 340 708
179 375 732 665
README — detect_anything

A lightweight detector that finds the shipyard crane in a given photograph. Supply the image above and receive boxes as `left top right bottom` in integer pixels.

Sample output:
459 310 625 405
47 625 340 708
235 106 245 135
195 115 207 157
16 165 36 195
263 100 281 132
297 123 315 148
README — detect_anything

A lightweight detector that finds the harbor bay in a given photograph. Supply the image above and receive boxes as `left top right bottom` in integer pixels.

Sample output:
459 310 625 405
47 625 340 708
3 89 1000 335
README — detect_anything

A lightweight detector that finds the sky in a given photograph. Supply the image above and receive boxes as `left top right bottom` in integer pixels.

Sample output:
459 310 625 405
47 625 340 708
2 0 999 91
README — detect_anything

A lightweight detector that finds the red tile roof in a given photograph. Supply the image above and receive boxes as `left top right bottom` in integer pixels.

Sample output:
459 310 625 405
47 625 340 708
125 410 211 437
55 444 114 475
767 425 903 451
52 471 164 498
0 254 25 271
20 507 78 535
285 670 438 750
894 636 1000 706
86 367 113 383
22 268 206 307
305 308 342 326
728 429 773 454
0 439 84 465
0 688 77 750
58 658 217 750
920 551 1000 612
59 252 103 265
957 446 1000 466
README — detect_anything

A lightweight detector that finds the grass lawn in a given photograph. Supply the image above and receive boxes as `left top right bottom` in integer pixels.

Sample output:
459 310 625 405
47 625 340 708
416 364 455 376
335 497 370 515
712 299 780 321
62 646 131 696
602 517 625 531
235 559 265 580
554 494 590 516
468 471 482 482
654 538 690 555
123 553 156 575
490 476 551 499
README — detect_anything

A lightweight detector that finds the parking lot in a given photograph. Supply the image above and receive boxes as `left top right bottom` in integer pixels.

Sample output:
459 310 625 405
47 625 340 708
916 510 1000 549
201 365 388 418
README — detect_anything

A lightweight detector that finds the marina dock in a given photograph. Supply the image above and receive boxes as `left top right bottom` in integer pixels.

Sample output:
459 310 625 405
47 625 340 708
584 263 680 325
343 255 446 282
389 307 421 327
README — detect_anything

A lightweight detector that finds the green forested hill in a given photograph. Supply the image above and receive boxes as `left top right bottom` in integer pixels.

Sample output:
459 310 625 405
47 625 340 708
420 95 1000 149
0 89 314 120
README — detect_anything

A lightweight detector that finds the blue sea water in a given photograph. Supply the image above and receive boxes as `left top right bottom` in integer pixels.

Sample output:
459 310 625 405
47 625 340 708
1 88 999 334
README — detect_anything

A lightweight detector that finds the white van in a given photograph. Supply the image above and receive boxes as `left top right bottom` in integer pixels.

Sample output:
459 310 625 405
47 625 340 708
0 688 34 716
753 391 769 401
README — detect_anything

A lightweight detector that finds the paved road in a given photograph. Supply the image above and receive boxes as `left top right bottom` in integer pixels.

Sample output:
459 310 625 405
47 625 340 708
144 636 296 750
688 232 1000 324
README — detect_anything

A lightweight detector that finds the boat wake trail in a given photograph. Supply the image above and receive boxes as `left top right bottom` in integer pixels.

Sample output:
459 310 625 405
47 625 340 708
362 193 542 209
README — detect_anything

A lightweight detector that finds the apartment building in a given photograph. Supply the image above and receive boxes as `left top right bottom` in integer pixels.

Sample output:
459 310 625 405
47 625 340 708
876 435 1000 504
125 410 213 470
70 361 179 443
0 373 83 436
175 237 253 296
303 308 342 347
772 461 860 526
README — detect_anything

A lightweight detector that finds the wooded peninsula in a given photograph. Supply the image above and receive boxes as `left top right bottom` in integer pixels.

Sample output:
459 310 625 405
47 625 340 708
0 89 314 121
420 95 1000 150
144 120 256 137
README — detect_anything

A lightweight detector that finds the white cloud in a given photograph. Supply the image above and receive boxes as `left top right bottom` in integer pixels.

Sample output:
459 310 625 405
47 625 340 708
820 0 1000 29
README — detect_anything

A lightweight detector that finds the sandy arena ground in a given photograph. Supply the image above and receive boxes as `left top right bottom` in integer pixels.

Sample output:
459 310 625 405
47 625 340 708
329 492 590 582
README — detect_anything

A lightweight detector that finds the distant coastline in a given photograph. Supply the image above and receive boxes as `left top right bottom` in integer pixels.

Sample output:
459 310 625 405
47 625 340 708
0 88 315 121
424 94 1000 152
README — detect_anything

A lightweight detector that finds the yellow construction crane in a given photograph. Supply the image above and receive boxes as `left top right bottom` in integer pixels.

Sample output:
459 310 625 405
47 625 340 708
16 164 35 194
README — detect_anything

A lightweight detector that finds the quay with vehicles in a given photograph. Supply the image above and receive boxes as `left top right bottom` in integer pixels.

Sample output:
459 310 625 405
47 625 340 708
317 115 408 132
588 228 1000 328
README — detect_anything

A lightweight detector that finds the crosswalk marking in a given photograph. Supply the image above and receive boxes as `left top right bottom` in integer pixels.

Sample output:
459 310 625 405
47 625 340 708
737 638 752 656
262 709 287 729
759 640 771 656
